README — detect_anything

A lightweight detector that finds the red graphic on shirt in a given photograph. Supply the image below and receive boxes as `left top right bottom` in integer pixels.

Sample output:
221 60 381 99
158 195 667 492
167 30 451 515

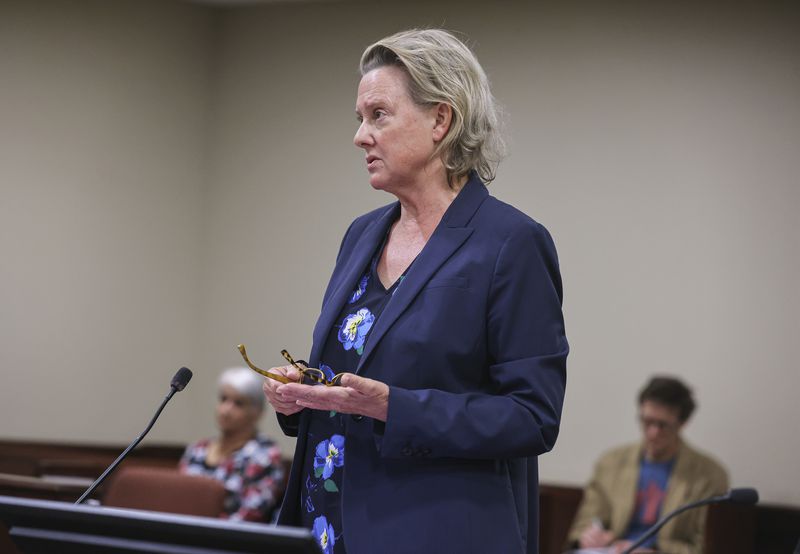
635 480 666 524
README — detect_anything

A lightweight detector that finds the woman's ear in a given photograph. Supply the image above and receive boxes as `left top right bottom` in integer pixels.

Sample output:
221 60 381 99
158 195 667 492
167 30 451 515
432 103 454 142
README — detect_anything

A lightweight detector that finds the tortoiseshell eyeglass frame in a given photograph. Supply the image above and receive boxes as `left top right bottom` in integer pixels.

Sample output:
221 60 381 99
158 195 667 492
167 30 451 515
280 349 346 387
236 344 345 387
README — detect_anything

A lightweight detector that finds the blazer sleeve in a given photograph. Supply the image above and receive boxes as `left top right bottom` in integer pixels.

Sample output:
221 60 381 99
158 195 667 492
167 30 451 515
379 222 568 459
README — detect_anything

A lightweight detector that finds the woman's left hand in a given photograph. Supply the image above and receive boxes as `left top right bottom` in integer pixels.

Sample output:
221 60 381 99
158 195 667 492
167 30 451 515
275 374 389 422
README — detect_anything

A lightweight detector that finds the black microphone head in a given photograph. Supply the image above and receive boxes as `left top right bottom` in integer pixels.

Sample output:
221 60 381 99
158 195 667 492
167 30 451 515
727 488 759 504
170 367 193 392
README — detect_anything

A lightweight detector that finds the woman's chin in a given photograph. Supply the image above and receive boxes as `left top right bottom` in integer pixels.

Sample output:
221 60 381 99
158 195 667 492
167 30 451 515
217 422 234 434
367 174 397 194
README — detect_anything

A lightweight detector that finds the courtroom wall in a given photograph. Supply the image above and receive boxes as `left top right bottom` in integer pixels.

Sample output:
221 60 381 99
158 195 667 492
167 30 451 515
1 0 797 504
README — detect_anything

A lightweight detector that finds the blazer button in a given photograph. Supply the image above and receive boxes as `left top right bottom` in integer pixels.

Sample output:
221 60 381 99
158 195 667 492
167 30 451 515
351 414 364 422
401 446 413 456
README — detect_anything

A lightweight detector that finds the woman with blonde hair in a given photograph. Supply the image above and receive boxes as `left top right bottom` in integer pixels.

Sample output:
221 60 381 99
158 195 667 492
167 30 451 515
261 29 567 553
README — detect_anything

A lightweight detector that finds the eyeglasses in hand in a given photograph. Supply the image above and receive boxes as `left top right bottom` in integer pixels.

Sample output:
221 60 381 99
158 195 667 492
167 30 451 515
237 344 346 386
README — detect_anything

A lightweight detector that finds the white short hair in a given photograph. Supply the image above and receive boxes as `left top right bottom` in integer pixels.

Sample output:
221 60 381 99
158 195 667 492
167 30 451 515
218 367 265 411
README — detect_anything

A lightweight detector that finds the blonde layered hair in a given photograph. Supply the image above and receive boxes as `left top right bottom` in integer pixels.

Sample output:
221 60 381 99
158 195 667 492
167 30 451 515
360 29 505 185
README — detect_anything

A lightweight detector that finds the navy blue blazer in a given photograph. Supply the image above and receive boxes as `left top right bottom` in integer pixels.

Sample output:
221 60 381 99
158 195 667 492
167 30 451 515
277 173 568 554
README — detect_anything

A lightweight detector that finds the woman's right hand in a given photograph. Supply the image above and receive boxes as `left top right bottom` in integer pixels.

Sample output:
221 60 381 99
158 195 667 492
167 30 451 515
262 365 305 416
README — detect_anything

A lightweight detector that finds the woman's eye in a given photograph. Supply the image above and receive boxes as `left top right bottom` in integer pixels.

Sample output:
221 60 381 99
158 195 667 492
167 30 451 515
374 110 385 119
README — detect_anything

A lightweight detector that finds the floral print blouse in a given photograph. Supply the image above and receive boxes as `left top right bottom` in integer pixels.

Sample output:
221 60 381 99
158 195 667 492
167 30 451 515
300 238 408 554
179 434 284 522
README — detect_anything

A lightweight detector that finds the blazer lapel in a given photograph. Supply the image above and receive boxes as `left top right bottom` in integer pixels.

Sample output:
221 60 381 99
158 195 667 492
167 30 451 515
309 204 398 365
356 174 488 373
659 441 690 538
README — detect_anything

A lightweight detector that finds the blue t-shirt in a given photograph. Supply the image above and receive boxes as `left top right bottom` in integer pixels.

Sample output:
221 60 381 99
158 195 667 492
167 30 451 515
623 457 675 548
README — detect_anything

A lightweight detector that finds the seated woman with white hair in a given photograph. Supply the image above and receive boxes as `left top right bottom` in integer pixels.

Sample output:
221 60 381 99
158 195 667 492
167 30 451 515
179 367 285 522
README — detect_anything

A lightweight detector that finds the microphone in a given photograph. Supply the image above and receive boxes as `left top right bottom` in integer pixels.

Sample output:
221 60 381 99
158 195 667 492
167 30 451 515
75 367 193 504
170 366 193 392
621 488 758 554
724 487 759 505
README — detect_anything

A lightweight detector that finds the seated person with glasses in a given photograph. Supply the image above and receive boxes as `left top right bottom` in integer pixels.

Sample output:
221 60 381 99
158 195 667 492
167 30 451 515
565 376 728 554
179 367 285 522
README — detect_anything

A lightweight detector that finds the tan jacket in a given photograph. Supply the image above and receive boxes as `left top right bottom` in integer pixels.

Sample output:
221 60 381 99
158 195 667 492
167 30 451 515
566 441 729 554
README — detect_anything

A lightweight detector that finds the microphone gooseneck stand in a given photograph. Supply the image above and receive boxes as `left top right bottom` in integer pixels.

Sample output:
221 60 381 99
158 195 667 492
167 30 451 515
621 488 759 554
75 367 193 505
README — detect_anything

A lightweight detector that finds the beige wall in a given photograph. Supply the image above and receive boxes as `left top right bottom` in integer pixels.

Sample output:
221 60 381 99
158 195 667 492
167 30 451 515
1 0 798 505
0 0 212 442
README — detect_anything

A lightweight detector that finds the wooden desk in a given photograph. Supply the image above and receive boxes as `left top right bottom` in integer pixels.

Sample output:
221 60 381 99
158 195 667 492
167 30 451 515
0 472 88 503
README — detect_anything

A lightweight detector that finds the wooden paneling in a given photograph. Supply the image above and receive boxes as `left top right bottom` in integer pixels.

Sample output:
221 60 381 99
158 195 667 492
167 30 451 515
0 439 797 553
755 504 800 554
704 502 756 554
539 483 583 554
0 439 185 480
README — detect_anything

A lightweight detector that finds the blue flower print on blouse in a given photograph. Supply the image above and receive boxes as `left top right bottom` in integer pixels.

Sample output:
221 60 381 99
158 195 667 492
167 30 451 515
348 273 369 304
319 363 340 417
314 434 345 480
312 515 336 554
319 363 336 382
337 308 374 355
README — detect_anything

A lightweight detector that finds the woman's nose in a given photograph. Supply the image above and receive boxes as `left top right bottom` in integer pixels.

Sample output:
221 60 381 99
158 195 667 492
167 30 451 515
353 122 371 148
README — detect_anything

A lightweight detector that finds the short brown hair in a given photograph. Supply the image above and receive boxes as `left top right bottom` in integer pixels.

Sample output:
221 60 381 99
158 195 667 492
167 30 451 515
638 376 696 423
